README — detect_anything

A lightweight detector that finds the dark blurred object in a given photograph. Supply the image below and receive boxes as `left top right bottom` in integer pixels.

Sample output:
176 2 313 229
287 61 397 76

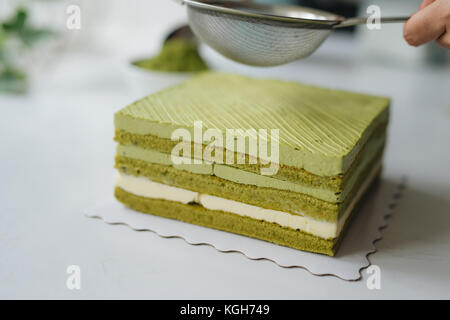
246 0 359 32
297 0 358 32
164 25 196 43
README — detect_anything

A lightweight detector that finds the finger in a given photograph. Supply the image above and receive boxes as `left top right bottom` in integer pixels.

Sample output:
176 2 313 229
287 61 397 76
403 1 447 46
419 0 435 10
437 30 450 49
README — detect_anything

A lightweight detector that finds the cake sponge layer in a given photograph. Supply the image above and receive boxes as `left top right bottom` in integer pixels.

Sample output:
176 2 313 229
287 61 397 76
115 153 382 222
115 186 337 255
114 176 378 256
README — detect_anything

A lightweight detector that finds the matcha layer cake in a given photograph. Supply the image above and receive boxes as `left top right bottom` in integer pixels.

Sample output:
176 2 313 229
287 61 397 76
113 72 390 256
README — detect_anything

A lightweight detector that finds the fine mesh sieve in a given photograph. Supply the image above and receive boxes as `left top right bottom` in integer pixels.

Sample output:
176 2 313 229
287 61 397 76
179 0 409 66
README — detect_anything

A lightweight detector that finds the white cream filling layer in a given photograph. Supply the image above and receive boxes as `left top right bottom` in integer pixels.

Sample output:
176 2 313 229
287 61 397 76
115 162 381 239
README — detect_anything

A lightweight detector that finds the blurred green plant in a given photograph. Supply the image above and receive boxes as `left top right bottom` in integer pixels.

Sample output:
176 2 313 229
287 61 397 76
0 7 53 94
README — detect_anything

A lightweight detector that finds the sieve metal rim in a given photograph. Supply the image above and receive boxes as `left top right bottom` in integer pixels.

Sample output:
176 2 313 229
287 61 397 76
182 0 344 28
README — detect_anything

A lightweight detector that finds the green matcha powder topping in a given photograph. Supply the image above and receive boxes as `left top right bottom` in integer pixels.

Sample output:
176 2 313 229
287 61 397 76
133 39 209 73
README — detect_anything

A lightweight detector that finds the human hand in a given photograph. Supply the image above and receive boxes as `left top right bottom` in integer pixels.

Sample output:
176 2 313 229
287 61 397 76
403 0 450 49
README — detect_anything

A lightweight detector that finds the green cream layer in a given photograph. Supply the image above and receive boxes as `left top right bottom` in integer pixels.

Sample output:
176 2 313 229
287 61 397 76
114 72 390 176
114 122 387 192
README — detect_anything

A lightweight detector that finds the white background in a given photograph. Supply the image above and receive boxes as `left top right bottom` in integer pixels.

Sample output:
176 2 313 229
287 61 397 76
0 0 450 299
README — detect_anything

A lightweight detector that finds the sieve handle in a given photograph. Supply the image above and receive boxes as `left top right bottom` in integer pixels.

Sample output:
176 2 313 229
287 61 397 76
334 16 410 29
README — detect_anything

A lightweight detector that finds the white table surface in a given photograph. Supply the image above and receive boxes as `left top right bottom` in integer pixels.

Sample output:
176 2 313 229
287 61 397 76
1 33 450 299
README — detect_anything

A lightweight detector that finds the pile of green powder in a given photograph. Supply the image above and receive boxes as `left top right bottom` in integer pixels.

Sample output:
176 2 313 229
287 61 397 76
133 39 209 73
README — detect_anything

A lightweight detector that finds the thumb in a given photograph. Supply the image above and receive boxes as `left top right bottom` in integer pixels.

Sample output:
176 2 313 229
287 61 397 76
403 0 447 46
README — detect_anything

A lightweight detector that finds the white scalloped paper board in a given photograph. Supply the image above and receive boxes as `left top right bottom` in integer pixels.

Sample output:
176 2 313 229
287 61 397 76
85 176 405 281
